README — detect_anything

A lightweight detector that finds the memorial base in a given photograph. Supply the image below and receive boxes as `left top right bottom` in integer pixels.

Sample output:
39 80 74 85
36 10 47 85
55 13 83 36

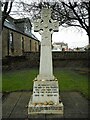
28 77 64 115
28 96 64 115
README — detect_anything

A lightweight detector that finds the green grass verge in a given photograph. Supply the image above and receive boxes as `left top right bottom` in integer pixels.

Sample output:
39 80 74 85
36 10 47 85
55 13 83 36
54 69 88 99
2 69 88 99
2 69 38 92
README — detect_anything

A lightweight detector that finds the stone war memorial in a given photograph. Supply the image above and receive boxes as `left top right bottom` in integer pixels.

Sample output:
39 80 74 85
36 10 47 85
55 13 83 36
28 7 64 115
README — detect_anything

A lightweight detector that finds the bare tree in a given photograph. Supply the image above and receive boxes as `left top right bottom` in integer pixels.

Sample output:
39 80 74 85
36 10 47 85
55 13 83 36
20 0 89 44
2 1 14 29
2 0 89 44
58 1 90 44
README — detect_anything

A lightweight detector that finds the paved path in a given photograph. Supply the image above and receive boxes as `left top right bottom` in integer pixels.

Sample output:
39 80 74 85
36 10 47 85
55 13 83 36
2 92 89 119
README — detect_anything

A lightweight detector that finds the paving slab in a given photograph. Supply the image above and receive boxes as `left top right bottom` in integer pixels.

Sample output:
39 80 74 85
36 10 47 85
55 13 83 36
0 96 2 120
60 92 88 118
10 92 31 118
2 92 22 118
2 92 89 119
0 93 2 99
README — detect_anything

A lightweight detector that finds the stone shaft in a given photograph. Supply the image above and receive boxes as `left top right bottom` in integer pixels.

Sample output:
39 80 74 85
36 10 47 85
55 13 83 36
34 8 59 80
28 8 63 115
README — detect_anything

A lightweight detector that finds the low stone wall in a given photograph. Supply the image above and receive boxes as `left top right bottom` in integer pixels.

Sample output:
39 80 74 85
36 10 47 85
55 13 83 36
24 51 89 68
2 51 90 70
24 51 89 60
52 51 89 60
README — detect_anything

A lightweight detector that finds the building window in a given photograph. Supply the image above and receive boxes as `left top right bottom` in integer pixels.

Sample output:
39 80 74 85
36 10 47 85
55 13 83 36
9 32 14 53
35 42 37 51
22 37 24 53
38 42 40 52
30 40 31 51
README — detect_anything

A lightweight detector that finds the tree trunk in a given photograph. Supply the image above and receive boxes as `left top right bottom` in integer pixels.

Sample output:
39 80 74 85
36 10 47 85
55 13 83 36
2 12 7 30
88 1 90 44
2 2 13 30
88 31 90 45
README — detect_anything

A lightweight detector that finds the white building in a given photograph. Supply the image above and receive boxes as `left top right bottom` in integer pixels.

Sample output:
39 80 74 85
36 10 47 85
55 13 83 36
84 44 90 50
52 42 68 51
73 47 85 51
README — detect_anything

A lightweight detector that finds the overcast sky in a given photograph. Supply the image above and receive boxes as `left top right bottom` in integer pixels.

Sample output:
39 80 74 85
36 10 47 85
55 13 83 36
10 0 89 49
32 26 88 49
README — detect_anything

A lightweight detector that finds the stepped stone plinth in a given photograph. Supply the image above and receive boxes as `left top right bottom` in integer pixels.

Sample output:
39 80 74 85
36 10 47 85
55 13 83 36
28 7 64 115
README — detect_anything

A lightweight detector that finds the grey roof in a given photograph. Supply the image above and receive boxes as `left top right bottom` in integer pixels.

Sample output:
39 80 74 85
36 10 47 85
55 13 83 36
4 17 39 41
4 19 18 32
25 30 38 40
53 42 68 46
14 18 32 27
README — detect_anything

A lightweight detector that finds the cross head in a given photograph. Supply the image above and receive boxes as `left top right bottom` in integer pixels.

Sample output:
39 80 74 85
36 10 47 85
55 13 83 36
34 8 59 34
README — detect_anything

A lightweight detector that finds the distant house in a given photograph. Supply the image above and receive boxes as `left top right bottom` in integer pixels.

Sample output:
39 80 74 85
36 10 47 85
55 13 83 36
73 47 85 51
84 44 90 50
2 15 40 58
52 42 68 51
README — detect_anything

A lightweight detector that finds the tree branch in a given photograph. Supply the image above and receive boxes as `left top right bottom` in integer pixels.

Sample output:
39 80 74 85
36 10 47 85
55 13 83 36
7 2 13 15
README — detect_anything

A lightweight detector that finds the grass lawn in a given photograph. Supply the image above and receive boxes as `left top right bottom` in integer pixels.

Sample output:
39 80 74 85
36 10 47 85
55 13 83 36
2 68 88 99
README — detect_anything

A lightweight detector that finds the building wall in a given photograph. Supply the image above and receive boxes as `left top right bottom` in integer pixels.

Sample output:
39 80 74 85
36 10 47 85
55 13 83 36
24 36 31 52
2 27 40 58
13 31 22 56
24 36 39 52
2 28 9 57
31 40 37 52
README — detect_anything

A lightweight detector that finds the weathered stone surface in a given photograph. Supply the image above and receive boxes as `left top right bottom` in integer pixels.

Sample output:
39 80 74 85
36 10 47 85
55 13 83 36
0 93 2 120
2 92 89 119
32 80 59 104
28 7 62 115
33 8 59 80
10 92 31 118
2 92 22 118
28 102 63 115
